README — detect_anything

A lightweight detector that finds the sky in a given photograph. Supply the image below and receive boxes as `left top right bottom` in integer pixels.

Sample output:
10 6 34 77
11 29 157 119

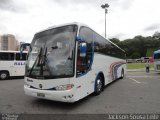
0 0 160 42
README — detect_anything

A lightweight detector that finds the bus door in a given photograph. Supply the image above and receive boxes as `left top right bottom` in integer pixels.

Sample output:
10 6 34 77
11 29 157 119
14 53 27 76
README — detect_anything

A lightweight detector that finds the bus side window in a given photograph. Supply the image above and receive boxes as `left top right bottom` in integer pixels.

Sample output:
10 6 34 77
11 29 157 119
16 53 27 61
0 53 14 61
9 53 14 60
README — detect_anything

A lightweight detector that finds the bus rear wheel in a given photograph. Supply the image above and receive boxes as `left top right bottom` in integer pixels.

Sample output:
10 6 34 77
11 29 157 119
0 71 9 80
94 76 103 95
121 69 124 79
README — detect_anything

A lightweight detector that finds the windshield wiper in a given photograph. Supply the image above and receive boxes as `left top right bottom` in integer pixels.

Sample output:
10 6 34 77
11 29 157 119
28 47 42 76
40 48 48 75
43 47 48 66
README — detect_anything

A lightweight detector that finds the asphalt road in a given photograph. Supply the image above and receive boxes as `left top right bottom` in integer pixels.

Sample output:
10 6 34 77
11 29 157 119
0 71 160 114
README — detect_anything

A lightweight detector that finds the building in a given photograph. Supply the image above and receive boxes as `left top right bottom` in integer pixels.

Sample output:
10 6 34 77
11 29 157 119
0 34 18 51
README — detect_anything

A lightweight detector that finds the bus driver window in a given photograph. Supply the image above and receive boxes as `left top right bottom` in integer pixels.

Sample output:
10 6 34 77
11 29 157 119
77 44 86 74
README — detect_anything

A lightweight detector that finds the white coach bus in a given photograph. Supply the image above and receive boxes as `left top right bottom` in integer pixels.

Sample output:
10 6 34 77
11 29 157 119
0 51 27 79
23 23 126 102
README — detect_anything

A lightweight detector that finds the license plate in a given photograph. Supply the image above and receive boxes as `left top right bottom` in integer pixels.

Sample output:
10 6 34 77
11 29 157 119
37 93 45 97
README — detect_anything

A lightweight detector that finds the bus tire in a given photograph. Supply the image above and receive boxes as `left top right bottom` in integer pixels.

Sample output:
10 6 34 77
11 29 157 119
121 69 124 79
0 71 9 80
94 76 103 95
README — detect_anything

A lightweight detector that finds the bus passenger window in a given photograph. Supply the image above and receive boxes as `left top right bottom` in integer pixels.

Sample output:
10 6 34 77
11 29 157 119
0 53 14 61
16 53 27 61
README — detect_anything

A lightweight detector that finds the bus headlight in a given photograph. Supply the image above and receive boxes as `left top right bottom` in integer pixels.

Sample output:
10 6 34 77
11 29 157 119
24 82 31 88
55 84 74 91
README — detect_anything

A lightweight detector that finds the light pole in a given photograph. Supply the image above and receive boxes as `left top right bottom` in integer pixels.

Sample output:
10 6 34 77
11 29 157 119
101 3 109 38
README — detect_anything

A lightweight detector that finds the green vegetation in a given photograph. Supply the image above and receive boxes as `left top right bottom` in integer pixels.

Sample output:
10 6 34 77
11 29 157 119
110 32 160 59
146 48 156 57
127 63 154 69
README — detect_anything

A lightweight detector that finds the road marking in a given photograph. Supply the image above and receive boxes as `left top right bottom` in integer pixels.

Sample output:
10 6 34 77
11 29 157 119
149 77 160 81
127 76 160 78
129 78 141 84
127 76 160 81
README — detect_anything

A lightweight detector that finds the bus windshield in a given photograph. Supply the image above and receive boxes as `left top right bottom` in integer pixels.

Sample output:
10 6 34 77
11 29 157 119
26 25 77 79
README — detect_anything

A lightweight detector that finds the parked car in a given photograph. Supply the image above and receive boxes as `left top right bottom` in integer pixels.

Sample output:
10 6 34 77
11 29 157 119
141 57 149 63
148 57 154 63
135 59 142 63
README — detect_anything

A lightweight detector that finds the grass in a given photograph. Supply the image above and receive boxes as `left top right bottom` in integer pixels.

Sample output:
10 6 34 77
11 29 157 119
127 63 154 69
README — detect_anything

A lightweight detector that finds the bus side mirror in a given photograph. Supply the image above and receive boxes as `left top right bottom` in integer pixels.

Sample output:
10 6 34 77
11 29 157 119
20 43 31 59
76 36 82 42
80 42 87 57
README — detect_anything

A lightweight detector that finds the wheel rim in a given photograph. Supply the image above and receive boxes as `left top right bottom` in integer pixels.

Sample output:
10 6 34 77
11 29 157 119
96 79 102 92
1 73 7 79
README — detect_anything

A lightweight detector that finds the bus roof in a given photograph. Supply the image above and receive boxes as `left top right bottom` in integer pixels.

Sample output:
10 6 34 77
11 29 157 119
36 22 88 34
35 22 125 53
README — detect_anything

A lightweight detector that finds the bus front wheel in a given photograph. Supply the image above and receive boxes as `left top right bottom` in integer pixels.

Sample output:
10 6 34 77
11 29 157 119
94 76 103 95
0 71 9 80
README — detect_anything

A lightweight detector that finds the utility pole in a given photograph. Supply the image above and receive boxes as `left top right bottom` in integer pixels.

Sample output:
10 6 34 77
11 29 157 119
101 3 109 38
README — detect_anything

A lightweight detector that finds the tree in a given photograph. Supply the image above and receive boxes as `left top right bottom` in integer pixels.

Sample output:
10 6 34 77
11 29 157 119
109 33 160 59
110 38 120 45
131 52 141 59
153 31 160 39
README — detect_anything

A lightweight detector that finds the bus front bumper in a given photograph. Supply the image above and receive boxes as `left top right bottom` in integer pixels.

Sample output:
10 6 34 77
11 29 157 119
24 85 77 103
